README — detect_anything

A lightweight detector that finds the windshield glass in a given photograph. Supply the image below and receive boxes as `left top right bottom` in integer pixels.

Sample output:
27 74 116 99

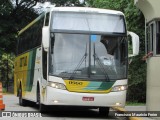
51 12 125 34
49 33 127 80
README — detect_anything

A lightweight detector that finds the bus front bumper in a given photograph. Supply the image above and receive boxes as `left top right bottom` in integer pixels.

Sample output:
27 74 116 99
43 86 126 107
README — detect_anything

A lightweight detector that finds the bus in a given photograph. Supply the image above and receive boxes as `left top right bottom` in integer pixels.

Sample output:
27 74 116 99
14 7 139 116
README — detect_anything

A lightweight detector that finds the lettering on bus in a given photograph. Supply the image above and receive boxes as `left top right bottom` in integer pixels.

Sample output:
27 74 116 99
69 81 83 85
20 56 27 67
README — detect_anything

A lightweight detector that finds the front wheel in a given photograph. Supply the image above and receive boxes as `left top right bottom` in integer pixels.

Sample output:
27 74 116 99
99 107 110 117
37 86 46 113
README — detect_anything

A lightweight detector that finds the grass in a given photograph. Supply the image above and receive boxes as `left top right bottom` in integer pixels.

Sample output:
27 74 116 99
2 88 7 93
2 88 14 95
126 102 146 106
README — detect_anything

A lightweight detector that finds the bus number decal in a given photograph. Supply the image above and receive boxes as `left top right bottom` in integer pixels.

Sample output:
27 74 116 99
69 81 83 85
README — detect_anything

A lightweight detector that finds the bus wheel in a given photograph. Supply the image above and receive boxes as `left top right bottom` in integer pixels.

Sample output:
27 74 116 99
99 107 109 117
37 86 46 113
18 86 26 106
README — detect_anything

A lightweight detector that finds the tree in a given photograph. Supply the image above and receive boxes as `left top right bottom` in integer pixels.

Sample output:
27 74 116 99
52 0 84 6
0 53 14 92
0 0 39 53
0 0 39 91
0 1 16 53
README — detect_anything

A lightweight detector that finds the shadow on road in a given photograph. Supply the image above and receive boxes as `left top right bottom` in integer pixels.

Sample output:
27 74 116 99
25 101 117 119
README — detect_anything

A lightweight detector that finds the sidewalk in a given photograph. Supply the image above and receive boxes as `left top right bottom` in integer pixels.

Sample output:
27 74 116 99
125 106 158 120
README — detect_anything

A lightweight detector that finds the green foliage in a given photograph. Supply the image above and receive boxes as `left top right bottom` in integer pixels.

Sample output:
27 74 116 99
52 0 84 6
0 0 38 91
128 54 146 102
0 53 15 89
0 1 38 53
0 1 16 53
87 0 146 103
126 101 145 106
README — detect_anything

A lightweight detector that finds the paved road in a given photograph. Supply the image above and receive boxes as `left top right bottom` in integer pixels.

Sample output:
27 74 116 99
1 94 125 120
0 95 155 120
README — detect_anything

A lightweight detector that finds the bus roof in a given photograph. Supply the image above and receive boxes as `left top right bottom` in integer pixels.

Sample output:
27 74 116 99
50 7 124 16
18 7 124 36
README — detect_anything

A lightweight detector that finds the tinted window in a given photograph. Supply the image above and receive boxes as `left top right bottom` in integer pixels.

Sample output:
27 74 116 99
17 16 44 55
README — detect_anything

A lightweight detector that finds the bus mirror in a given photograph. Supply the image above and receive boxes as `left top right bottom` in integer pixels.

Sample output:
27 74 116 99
128 31 139 57
42 26 50 52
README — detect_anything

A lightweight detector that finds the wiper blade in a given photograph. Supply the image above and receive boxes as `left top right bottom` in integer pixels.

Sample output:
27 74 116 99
93 43 110 81
69 44 88 80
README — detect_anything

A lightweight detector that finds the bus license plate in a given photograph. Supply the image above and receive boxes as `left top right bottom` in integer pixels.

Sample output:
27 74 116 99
82 97 94 101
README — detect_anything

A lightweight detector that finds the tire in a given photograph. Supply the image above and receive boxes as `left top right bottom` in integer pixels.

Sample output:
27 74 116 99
18 86 26 106
99 107 110 117
37 85 46 113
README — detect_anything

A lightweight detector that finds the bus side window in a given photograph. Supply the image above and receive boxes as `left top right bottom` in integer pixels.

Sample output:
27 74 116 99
45 12 50 26
51 33 55 54
43 50 47 80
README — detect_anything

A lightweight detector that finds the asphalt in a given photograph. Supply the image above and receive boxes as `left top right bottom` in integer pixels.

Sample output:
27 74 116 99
1 94 159 120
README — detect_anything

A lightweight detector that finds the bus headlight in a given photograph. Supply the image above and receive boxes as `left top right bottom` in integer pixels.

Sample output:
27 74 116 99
48 82 66 90
111 85 127 92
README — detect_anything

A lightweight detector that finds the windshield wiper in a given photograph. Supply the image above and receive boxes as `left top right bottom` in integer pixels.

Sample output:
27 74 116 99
69 43 88 80
93 43 110 81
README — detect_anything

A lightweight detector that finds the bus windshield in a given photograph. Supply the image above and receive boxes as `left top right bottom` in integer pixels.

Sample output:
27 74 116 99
51 11 126 34
49 33 127 80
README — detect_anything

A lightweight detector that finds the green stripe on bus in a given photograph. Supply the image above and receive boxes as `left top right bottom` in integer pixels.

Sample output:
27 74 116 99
96 82 114 90
26 49 37 91
83 81 115 91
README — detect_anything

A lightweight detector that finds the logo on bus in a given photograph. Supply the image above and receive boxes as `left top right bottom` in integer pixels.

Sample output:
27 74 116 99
69 81 83 85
